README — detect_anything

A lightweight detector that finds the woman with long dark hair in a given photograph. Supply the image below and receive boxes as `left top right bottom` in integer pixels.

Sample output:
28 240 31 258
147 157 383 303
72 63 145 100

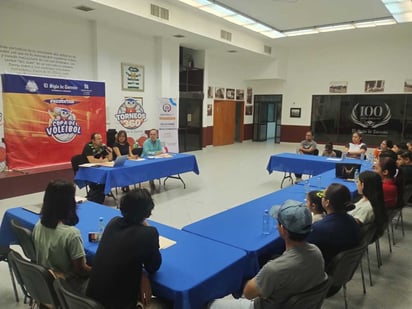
374 157 403 208
349 171 388 236
33 179 90 292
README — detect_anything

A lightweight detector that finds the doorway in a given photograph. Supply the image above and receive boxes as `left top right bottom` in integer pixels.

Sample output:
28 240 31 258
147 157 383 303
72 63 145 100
213 100 236 146
253 95 282 143
179 93 203 152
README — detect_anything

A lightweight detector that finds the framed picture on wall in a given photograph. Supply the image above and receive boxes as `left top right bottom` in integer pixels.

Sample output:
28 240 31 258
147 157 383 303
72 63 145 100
245 105 253 115
247 87 253 104
207 86 214 98
226 88 235 99
329 81 348 93
236 89 244 100
215 87 225 99
290 107 301 118
404 79 412 92
364 80 385 92
207 104 213 116
121 63 144 91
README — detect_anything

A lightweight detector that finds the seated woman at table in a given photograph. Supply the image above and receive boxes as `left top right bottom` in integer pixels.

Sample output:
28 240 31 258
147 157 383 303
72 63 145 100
112 130 135 160
86 189 167 309
344 131 367 159
348 171 388 236
113 130 136 192
33 179 91 294
374 157 403 208
373 139 393 159
306 190 326 223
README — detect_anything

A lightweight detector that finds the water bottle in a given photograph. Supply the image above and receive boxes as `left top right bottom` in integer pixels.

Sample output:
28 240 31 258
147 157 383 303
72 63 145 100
98 217 105 240
262 210 271 235
360 153 365 161
354 169 359 181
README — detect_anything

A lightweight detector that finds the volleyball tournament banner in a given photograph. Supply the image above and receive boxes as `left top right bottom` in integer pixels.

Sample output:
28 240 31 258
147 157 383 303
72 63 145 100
159 98 178 153
2 74 106 169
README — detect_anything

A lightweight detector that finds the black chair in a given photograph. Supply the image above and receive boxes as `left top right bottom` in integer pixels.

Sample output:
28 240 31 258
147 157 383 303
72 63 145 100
71 154 89 175
8 250 60 309
334 149 343 158
10 219 37 262
326 240 368 309
313 149 319 156
53 278 104 309
0 246 19 302
282 277 331 309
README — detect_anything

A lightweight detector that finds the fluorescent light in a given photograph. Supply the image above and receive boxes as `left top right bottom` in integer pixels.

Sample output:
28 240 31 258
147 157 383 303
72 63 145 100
318 23 355 32
374 18 397 25
224 14 256 26
178 0 211 7
199 4 235 17
244 23 272 32
284 28 319 37
261 30 285 38
393 11 412 22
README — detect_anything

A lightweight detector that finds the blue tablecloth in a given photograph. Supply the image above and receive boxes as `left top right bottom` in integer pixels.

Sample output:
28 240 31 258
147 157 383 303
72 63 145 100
0 203 246 309
266 153 365 176
74 153 200 194
183 185 308 277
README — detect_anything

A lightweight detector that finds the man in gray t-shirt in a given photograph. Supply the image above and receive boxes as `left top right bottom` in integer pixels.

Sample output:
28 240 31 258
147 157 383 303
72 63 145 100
209 200 327 309
295 131 318 182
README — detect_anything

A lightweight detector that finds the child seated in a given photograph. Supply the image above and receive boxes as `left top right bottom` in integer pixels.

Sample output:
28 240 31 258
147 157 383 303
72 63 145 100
306 190 326 223
322 142 336 157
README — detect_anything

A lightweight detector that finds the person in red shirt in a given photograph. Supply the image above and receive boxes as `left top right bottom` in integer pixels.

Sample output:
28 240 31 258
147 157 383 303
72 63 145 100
374 157 401 208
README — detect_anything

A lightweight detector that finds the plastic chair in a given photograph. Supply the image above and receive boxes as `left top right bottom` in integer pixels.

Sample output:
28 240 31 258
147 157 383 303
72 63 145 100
53 278 104 309
282 277 331 309
0 246 19 302
326 240 368 309
10 219 37 262
8 250 60 309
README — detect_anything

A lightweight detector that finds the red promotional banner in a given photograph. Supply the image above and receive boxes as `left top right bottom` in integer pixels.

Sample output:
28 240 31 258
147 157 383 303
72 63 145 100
2 74 106 169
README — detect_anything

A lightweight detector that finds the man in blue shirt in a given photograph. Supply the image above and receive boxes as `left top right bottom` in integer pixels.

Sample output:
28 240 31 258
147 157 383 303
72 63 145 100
142 129 164 193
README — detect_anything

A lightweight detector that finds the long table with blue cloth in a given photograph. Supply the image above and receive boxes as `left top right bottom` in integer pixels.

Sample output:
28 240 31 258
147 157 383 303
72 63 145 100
183 154 365 280
74 153 199 194
0 202 247 309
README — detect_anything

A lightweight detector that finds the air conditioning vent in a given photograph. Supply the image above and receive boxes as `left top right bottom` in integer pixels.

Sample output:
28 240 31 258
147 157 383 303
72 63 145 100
220 30 232 41
151 4 169 20
264 45 272 54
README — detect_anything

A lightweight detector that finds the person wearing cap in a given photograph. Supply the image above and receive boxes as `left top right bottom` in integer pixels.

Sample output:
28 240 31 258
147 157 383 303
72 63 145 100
306 183 361 266
209 200 327 309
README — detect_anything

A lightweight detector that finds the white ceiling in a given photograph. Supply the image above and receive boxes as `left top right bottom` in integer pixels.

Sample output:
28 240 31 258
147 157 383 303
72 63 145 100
3 0 412 54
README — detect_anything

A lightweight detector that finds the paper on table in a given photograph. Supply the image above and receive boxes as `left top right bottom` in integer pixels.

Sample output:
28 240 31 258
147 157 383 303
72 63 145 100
159 236 176 249
326 158 342 161
79 163 100 167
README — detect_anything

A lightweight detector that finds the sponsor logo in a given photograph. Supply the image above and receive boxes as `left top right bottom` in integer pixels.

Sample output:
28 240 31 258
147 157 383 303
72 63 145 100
351 103 391 129
25 80 39 92
115 98 146 129
45 107 81 143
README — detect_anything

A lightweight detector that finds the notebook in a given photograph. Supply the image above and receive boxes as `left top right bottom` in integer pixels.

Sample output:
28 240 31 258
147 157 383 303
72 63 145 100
335 163 362 180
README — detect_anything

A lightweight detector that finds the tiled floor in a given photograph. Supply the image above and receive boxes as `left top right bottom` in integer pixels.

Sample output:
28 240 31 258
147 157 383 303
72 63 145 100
1 140 411 308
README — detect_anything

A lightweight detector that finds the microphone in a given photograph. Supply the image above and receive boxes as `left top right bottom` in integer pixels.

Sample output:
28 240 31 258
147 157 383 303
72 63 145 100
102 144 112 153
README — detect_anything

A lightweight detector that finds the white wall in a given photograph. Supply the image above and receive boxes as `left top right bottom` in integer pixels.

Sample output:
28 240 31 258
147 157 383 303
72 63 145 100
282 26 412 126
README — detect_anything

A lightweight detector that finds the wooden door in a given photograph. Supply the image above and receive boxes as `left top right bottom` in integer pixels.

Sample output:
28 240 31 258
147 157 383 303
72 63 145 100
213 100 236 146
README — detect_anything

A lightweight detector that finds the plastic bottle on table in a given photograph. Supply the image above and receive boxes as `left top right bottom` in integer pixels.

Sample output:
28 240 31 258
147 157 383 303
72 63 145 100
262 209 271 235
354 169 360 181
98 216 105 241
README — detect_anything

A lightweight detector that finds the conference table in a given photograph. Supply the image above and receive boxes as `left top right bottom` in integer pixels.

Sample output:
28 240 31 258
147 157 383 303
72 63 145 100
183 185 308 278
266 152 368 188
74 153 199 194
0 202 247 309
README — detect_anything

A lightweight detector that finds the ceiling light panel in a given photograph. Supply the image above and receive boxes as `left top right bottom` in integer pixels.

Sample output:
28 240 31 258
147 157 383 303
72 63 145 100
199 4 235 17
179 0 211 7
